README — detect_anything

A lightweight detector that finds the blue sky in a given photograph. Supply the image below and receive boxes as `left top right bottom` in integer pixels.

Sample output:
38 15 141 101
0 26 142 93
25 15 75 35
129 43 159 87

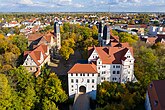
0 0 165 12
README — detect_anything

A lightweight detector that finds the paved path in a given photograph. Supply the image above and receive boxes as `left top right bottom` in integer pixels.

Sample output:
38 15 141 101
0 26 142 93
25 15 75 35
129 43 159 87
73 94 90 110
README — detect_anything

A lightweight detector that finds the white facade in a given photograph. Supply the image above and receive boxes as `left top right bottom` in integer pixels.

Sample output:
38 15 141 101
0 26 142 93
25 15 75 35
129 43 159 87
102 39 110 46
56 33 61 49
149 26 165 36
88 48 135 84
145 92 151 110
68 73 98 100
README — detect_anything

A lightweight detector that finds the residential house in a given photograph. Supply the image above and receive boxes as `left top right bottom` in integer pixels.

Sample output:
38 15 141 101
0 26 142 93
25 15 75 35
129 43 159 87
23 44 50 77
127 25 147 35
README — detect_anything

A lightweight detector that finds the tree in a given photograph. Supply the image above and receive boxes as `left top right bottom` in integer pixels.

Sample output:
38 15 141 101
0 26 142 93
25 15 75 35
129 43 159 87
34 69 68 110
10 35 28 53
118 32 138 45
0 74 12 110
7 66 36 110
59 46 74 60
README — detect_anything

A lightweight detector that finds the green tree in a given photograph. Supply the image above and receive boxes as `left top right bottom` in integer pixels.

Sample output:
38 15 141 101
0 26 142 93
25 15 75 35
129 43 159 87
10 35 28 53
118 32 138 45
0 74 12 110
7 66 36 110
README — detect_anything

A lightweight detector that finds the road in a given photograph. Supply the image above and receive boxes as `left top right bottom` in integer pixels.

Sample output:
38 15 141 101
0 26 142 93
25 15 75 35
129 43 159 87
73 94 90 110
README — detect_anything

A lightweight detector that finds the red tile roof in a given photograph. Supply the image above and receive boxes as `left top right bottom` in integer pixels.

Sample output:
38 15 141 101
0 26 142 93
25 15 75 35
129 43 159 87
88 46 133 64
148 80 165 110
28 33 44 41
111 42 130 47
68 63 97 74
24 44 48 66
146 37 157 44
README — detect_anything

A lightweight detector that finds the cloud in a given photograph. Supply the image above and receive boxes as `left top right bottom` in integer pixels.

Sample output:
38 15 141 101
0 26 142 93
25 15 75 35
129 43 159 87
19 0 33 5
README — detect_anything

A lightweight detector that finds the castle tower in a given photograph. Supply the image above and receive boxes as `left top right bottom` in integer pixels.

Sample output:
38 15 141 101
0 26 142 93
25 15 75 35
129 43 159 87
54 22 61 49
98 21 103 46
102 25 110 46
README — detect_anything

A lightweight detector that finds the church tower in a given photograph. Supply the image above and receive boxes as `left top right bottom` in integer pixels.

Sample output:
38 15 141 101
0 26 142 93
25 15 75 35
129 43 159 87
98 21 103 46
102 25 110 46
54 22 61 49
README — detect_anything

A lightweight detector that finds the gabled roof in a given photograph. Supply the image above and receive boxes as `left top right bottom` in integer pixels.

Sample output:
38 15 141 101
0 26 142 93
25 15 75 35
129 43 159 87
111 42 130 47
28 33 44 41
88 46 133 64
24 44 48 66
28 32 54 45
148 80 165 110
68 63 97 74
146 37 157 44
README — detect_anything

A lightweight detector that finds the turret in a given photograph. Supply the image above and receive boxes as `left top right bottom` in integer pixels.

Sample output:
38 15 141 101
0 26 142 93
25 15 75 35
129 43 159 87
54 22 61 49
98 21 104 46
102 25 110 46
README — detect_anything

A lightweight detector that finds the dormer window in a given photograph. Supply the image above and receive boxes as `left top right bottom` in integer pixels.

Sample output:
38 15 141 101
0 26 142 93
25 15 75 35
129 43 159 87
154 100 158 107
150 84 153 88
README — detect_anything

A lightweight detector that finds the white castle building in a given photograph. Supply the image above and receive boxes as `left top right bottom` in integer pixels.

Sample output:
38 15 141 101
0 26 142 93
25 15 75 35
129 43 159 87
68 24 137 100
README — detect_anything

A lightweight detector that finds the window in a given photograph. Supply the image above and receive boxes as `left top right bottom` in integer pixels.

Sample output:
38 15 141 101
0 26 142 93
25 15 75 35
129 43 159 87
83 74 85 76
71 73 73 76
76 73 78 76
26 63 28 65
116 66 120 68
76 79 78 83
92 74 94 76
113 65 115 68
102 65 106 68
92 79 94 83
127 56 130 58
113 71 116 74
72 89 74 91
154 100 158 107
102 71 106 74
87 79 90 83
30 67 32 70
92 85 94 88
98 73 100 77
93 56 95 58
87 74 89 76
128 71 130 74
80 74 82 76
102 77 105 80
117 71 120 74
98 62 100 64
71 85 74 88
71 79 74 83
98 67 100 70
127 78 129 81
113 78 117 81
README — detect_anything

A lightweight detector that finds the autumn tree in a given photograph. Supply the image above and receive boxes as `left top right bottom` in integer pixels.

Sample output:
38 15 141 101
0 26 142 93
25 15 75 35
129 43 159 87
0 74 12 110
118 32 138 45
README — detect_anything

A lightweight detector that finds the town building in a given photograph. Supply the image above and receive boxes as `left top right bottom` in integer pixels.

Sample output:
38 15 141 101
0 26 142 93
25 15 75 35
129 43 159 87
68 42 136 100
145 80 165 110
68 63 98 100
23 44 50 77
23 21 61 77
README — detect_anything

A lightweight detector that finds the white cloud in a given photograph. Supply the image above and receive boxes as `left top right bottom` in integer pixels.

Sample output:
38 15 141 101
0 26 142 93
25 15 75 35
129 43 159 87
19 0 33 5
73 3 84 8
